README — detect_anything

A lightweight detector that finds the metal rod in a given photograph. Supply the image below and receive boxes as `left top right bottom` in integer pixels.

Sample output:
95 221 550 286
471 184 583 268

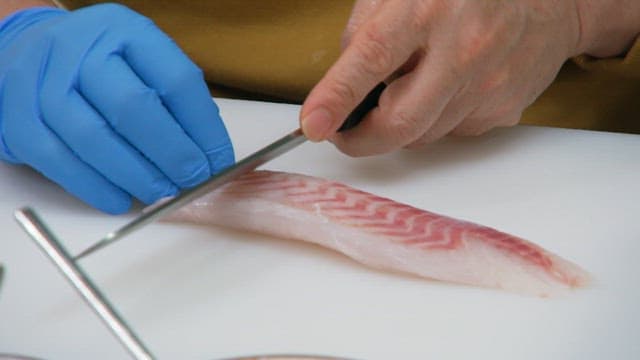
75 128 307 260
14 208 155 360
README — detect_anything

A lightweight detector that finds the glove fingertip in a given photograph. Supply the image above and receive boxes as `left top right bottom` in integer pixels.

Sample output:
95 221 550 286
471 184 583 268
69 182 132 214
139 182 179 205
207 143 235 174
96 197 132 215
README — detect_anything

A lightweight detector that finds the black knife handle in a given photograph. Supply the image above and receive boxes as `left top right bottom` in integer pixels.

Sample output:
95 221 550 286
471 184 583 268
338 82 387 132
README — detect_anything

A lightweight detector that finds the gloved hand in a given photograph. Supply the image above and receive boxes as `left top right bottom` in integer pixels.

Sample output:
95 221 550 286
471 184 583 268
0 4 234 214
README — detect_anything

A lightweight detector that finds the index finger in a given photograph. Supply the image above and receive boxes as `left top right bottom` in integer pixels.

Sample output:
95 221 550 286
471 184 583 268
300 1 425 141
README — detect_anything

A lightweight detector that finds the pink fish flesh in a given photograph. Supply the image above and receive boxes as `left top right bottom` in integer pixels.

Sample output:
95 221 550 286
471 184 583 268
168 171 590 296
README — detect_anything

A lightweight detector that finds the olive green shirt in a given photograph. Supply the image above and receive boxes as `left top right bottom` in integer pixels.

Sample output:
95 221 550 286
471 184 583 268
60 0 640 133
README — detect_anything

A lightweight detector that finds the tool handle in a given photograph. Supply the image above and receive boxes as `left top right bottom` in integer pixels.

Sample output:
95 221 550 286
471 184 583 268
338 82 387 132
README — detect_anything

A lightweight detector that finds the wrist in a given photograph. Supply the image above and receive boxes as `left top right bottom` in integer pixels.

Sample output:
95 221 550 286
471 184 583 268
574 0 640 57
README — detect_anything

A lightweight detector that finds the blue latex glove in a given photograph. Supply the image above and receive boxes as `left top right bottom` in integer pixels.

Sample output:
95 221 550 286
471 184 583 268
0 4 235 214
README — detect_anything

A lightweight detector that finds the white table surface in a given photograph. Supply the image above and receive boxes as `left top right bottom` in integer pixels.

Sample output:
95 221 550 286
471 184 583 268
1 98 639 360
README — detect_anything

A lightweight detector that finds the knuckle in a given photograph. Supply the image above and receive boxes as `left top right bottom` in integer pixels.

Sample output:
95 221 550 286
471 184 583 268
353 26 396 77
328 77 359 110
108 87 159 128
120 86 157 108
332 136 375 158
158 64 204 97
174 158 210 188
477 69 510 94
453 115 504 136
492 104 514 120
455 17 513 68
38 92 58 121
452 122 484 136
145 180 177 204
502 117 520 127
456 30 492 67
405 139 428 150
335 142 365 158
499 112 522 127
484 98 523 121
407 128 442 148
386 110 423 145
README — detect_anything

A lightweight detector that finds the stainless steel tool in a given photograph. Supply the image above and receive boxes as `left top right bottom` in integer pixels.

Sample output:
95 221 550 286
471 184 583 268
13 84 385 360
15 208 155 360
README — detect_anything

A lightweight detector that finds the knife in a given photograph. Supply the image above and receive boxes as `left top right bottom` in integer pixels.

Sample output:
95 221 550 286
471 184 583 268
74 82 387 259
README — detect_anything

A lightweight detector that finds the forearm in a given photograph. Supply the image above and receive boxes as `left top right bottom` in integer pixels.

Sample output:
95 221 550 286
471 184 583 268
576 0 640 57
1 0 56 20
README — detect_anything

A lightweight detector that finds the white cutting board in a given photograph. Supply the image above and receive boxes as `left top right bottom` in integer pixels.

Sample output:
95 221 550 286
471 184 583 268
1 99 639 360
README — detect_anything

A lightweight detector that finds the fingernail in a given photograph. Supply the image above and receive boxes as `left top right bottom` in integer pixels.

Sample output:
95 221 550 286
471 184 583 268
301 107 333 142
158 183 179 201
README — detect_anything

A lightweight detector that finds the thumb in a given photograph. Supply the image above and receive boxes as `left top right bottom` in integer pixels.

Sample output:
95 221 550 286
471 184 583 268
341 0 384 49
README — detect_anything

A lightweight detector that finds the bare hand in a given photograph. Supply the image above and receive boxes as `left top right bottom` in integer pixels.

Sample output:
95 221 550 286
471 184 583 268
300 0 583 156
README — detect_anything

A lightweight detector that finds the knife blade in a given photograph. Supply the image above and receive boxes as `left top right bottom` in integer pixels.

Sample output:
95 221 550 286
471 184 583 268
74 82 386 260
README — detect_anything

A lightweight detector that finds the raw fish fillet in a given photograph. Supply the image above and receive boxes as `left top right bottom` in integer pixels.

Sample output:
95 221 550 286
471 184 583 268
168 171 590 296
